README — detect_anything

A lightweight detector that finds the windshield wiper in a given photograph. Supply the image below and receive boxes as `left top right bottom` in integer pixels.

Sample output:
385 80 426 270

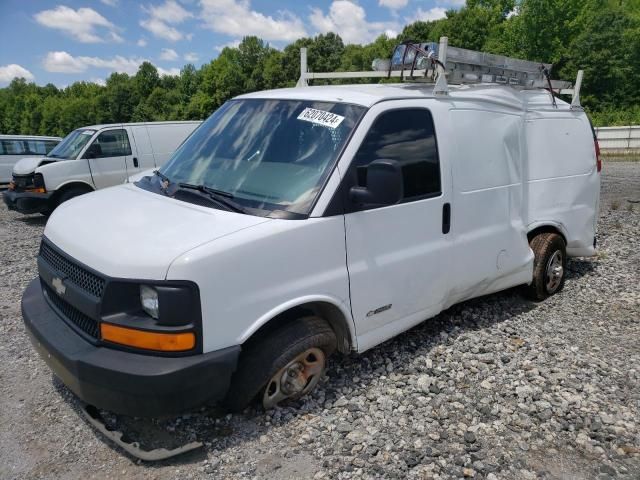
178 183 247 214
154 169 171 183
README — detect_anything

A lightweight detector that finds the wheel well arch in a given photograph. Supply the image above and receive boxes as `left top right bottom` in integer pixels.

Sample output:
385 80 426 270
51 181 94 202
242 301 355 354
527 224 567 245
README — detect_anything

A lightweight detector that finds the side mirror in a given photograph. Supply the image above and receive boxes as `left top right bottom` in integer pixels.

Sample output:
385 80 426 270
349 159 403 207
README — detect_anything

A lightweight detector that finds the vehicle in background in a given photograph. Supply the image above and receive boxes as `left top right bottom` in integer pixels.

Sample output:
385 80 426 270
3 121 200 215
0 135 61 186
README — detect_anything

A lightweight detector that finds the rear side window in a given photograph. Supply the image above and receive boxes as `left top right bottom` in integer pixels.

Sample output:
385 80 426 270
92 129 132 158
0 140 26 155
352 108 441 200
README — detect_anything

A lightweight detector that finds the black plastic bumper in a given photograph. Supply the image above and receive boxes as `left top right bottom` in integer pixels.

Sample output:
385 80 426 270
3 190 54 214
22 278 240 417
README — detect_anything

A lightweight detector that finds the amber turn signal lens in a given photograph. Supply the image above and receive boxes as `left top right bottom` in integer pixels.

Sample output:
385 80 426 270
26 187 46 193
100 323 195 352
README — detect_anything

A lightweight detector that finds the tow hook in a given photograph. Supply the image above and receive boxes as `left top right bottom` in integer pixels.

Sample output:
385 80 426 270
80 404 203 461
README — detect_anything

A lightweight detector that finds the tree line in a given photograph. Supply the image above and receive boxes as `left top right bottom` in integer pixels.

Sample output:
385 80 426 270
1 0 638 137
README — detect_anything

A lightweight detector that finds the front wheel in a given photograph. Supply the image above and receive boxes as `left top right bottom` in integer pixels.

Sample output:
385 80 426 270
526 232 567 301
223 317 336 412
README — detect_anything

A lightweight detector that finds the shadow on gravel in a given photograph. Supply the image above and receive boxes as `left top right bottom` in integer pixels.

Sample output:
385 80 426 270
51 263 590 466
15 215 47 226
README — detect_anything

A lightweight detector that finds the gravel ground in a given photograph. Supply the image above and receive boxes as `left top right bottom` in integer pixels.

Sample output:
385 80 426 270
1 162 639 480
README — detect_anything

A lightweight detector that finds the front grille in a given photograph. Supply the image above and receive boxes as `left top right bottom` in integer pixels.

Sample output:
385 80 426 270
43 283 100 339
39 241 105 298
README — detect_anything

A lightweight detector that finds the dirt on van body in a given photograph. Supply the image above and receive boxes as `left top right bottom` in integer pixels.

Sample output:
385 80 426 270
1 162 639 480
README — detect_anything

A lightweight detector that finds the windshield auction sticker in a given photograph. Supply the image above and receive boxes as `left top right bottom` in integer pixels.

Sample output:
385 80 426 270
297 108 345 128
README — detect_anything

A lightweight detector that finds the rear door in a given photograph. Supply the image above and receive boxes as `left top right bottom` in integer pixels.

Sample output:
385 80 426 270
85 128 132 188
129 125 156 172
341 103 452 351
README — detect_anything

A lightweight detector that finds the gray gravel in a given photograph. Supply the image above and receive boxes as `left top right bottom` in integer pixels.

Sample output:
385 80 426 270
1 162 639 479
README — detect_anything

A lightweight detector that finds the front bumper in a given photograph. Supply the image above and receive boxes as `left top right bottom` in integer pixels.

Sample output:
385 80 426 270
22 278 240 417
3 190 54 214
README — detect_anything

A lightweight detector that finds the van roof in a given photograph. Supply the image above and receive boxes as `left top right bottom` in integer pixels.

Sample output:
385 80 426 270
77 121 202 131
0 134 62 140
237 83 571 111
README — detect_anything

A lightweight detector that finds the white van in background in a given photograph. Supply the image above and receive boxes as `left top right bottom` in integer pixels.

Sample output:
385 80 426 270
0 135 61 186
4 121 200 214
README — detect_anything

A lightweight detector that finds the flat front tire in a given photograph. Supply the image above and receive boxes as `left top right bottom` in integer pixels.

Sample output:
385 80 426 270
526 232 567 301
223 316 337 412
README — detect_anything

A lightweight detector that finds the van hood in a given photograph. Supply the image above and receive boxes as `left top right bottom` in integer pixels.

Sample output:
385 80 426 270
44 184 271 279
13 157 58 175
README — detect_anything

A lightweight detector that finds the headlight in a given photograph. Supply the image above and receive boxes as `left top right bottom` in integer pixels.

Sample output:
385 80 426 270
140 285 159 319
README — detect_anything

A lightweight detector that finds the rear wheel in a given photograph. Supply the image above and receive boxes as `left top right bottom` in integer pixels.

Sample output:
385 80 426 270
223 317 336 412
526 232 567 301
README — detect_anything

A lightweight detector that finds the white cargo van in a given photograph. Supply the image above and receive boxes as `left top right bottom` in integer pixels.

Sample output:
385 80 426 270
0 134 61 186
4 121 200 214
21 40 600 419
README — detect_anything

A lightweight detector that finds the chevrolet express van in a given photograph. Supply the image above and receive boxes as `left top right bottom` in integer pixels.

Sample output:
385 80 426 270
20 43 600 417
0 134 61 185
4 121 200 215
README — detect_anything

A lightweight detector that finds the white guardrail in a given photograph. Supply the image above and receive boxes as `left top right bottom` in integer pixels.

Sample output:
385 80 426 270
595 126 640 154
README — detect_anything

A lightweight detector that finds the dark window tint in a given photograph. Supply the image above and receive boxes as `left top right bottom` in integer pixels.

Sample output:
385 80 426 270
44 141 59 154
92 129 131 158
353 108 441 199
0 140 26 155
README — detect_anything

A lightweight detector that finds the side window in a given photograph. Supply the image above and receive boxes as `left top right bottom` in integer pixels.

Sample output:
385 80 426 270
1 140 26 155
44 141 59 154
26 141 47 155
353 108 441 200
92 129 132 158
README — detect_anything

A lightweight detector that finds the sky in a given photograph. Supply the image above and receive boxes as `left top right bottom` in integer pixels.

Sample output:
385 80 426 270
0 0 465 87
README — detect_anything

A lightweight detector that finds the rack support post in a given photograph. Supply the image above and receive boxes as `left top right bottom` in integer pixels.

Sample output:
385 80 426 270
297 48 308 87
571 70 583 109
433 36 449 95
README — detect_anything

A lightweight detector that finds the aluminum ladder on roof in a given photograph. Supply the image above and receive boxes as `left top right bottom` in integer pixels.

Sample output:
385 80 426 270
296 36 584 109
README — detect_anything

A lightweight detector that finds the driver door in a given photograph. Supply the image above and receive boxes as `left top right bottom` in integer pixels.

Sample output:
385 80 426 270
85 128 132 188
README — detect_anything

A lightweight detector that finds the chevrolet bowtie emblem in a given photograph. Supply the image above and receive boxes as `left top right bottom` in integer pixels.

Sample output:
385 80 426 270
52 277 66 296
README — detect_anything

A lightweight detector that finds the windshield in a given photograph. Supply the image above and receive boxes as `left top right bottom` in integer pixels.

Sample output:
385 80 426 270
158 99 365 216
47 129 96 159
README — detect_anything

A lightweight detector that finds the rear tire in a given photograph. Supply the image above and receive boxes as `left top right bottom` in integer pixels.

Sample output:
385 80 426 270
526 232 567 301
223 317 336 412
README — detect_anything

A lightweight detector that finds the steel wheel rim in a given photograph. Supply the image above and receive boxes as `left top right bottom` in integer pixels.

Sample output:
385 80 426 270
545 250 564 293
262 347 325 409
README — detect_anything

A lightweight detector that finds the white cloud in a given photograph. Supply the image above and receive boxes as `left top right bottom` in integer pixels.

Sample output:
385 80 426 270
0 64 34 84
214 39 241 52
310 1 399 45
140 0 193 42
43 51 145 75
379 0 408 9
157 66 181 76
160 48 179 61
100 0 119 6
416 7 448 21
34 5 122 43
42 51 182 77
200 0 307 42
184 52 199 62
137 38 148 47
90 77 107 86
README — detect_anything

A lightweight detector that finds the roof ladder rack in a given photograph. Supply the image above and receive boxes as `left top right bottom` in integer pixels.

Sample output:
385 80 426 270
297 36 583 104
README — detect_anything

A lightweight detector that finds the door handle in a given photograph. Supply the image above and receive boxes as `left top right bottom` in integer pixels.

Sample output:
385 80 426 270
133 157 139 168
442 203 451 234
